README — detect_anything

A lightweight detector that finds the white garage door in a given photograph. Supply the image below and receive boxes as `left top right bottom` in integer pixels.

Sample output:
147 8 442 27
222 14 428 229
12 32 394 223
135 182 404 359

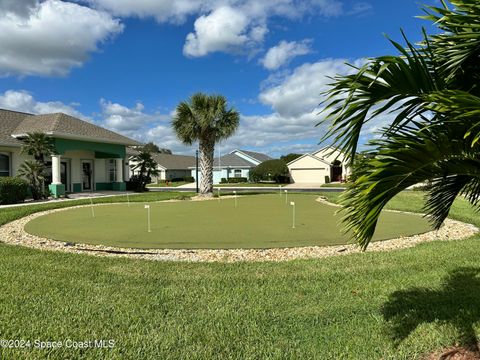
290 169 327 183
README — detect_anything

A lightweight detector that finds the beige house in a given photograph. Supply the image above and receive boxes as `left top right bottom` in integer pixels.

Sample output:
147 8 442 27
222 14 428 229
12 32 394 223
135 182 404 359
287 146 350 184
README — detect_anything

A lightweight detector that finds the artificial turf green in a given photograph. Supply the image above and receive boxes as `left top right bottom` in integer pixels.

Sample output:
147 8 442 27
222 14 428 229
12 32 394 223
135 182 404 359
24 194 430 249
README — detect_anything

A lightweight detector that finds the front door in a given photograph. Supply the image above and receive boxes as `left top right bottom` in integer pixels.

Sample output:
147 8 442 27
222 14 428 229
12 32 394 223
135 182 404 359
82 160 93 191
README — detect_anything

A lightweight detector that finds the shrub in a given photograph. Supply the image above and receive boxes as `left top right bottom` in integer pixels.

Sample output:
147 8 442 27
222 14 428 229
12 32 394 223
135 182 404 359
226 177 248 183
0 177 29 204
126 175 151 192
183 176 195 182
220 178 227 183
250 160 289 183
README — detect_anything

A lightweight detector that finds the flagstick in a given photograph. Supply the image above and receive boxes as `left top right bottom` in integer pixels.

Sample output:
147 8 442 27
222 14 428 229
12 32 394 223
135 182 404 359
279 185 282 196
284 190 288 205
145 204 151 232
290 201 296 229
218 187 221 202
127 192 130 207
90 197 95 218
234 191 237 208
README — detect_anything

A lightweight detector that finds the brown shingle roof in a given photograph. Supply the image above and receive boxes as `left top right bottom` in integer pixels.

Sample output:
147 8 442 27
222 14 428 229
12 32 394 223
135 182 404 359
0 109 31 147
152 153 196 170
11 112 140 146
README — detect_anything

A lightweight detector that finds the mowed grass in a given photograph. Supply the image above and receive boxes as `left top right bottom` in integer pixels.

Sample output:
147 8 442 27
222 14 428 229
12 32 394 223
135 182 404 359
0 191 479 359
24 194 430 249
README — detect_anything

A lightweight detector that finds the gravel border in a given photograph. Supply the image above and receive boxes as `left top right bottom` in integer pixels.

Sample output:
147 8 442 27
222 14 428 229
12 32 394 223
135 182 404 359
0 196 477 263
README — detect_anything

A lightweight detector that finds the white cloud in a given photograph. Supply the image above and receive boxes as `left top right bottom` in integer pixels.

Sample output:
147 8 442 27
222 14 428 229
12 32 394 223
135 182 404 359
183 6 264 57
0 0 123 77
261 39 312 70
0 0 37 17
0 90 88 119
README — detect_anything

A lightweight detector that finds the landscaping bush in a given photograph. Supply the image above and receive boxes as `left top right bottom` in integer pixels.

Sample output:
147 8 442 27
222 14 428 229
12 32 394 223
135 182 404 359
126 175 151 192
183 176 195 182
0 177 29 204
220 178 227 183
225 177 248 183
250 159 289 183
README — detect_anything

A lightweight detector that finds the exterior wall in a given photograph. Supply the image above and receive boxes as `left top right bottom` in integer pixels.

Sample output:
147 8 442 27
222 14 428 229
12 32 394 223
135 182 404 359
313 147 351 178
287 155 330 184
192 167 250 184
0 146 30 176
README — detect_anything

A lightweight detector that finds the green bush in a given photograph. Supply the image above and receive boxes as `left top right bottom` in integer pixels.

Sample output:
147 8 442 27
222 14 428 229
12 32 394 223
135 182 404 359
183 176 195 182
0 177 29 204
226 177 248 183
250 159 289 183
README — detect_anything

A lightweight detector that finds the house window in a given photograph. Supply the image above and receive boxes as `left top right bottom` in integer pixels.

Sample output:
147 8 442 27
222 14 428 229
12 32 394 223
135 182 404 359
0 153 10 177
234 169 242 178
107 159 117 182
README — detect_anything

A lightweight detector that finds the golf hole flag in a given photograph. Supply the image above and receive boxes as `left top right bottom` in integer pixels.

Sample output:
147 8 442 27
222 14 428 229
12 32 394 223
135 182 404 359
144 205 150 209
290 202 295 206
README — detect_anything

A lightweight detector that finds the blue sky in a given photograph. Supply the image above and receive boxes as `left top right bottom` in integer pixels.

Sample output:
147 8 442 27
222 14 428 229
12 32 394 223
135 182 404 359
0 0 438 156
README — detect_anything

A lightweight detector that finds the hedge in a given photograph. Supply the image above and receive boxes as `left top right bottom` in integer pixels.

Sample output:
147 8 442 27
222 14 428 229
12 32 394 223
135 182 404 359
0 177 29 205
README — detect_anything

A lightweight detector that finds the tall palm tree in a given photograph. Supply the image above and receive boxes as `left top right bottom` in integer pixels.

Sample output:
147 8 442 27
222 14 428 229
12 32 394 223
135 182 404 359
172 93 240 196
320 0 480 249
20 132 55 163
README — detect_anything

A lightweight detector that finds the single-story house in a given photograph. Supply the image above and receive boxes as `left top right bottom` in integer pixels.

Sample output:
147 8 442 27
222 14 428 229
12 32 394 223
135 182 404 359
0 108 140 197
190 149 272 184
128 149 196 182
287 146 351 184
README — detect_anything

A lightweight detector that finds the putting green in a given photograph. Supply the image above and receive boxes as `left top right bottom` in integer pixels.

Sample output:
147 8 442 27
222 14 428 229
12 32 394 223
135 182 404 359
24 194 431 249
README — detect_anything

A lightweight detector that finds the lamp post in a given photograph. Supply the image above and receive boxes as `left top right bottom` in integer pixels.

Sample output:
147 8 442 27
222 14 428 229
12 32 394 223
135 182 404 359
195 149 199 194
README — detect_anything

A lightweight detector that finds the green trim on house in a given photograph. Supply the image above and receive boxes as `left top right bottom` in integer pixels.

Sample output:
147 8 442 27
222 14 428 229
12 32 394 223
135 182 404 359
54 138 126 158
49 184 65 198
72 183 82 192
95 182 113 191
112 182 126 191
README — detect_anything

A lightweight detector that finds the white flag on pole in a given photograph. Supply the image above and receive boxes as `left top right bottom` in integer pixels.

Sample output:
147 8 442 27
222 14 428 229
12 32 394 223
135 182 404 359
290 202 295 206
144 204 150 209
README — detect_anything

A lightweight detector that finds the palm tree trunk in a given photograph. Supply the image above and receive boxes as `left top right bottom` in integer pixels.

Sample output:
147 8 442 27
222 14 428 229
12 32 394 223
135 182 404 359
199 138 214 196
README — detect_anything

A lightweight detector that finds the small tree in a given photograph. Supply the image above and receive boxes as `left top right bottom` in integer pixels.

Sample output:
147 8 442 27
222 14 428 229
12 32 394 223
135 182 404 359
130 151 159 191
20 133 54 199
250 159 289 183
17 161 46 200
280 153 302 164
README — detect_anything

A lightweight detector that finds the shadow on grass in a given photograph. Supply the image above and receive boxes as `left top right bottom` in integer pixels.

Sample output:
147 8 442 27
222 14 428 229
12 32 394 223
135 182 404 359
382 267 480 351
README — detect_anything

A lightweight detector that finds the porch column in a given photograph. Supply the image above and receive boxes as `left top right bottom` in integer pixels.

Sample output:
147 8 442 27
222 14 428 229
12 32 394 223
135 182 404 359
49 155 65 198
51 155 62 184
116 158 123 182
112 158 126 191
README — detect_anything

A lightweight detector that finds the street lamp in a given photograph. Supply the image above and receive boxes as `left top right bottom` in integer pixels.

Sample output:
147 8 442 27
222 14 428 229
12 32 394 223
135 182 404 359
195 149 199 194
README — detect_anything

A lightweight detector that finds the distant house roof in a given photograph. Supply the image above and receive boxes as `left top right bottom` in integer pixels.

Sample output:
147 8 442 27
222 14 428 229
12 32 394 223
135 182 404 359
213 153 256 167
152 153 196 170
286 153 332 167
231 149 272 163
0 108 140 147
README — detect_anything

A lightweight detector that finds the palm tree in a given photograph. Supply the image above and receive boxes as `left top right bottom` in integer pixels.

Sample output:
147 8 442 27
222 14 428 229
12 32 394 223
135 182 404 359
320 0 480 249
18 161 46 200
172 93 240 196
20 132 55 163
130 150 159 191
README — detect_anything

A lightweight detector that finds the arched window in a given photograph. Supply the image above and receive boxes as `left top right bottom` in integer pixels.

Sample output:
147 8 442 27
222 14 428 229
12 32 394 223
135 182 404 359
0 153 10 177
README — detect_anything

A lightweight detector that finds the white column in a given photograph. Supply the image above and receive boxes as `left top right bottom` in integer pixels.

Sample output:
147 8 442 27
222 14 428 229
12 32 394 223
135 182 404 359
51 155 62 185
116 158 123 182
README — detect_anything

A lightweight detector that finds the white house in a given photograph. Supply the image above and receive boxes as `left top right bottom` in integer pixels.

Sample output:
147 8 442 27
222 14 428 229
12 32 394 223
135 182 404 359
191 149 271 184
287 146 350 184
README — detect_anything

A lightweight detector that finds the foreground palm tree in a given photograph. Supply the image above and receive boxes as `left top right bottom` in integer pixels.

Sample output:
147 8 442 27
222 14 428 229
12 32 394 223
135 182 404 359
18 161 46 200
320 0 480 249
130 150 159 191
172 93 240 196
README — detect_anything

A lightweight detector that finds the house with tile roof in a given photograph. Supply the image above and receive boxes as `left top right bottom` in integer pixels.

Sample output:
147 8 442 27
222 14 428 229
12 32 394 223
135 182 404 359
189 149 272 184
0 108 140 197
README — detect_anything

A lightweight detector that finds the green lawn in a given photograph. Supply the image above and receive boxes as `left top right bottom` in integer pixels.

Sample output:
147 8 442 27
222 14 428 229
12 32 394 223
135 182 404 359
0 191 479 359
216 183 286 187
146 181 189 187
24 194 429 249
